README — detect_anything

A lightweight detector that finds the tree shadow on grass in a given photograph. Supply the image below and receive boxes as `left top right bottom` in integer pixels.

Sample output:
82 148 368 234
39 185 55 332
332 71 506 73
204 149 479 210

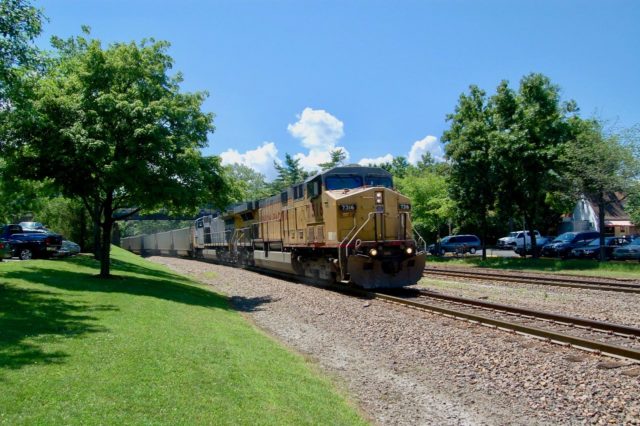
0 283 113 374
64 255 195 285
2 265 233 312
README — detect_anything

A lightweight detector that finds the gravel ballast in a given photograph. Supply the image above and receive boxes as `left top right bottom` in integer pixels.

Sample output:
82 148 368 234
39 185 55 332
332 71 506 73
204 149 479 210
148 256 640 425
421 277 640 328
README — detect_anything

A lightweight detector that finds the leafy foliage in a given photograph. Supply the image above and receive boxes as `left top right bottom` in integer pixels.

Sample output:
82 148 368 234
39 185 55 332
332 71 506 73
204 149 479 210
442 85 496 258
440 74 581 254
395 170 453 242
0 0 44 99
39 196 92 249
271 153 312 192
224 163 271 202
3 32 227 276
318 148 347 171
119 219 193 238
561 119 640 257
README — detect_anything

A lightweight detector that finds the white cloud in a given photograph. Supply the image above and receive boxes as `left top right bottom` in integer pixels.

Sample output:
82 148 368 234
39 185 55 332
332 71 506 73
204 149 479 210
408 135 445 164
293 147 350 172
287 107 350 171
357 154 394 166
220 142 279 179
287 107 345 149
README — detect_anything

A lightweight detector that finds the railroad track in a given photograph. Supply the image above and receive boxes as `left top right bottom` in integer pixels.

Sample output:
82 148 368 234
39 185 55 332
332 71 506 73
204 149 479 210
338 287 640 361
424 266 640 293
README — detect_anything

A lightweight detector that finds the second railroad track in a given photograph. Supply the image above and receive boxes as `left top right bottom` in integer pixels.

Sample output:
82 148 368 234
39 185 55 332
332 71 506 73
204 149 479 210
423 266 640 293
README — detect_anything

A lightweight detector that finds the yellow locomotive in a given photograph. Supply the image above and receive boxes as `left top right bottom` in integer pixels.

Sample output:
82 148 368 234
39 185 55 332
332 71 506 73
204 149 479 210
122 165 426 288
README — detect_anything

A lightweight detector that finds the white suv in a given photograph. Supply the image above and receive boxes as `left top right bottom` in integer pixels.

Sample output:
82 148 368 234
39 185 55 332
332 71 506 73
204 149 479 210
497 230 542 249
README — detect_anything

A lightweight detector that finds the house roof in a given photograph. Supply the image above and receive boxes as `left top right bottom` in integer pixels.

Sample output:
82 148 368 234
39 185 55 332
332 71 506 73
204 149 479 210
588 192 630 221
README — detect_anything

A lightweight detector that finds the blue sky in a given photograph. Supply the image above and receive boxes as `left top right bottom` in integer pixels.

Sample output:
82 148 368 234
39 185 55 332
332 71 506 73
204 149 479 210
36 0 640 179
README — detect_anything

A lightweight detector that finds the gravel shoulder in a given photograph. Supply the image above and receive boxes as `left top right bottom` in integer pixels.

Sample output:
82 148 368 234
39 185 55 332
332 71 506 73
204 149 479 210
149 256 640 425
420 277 640 328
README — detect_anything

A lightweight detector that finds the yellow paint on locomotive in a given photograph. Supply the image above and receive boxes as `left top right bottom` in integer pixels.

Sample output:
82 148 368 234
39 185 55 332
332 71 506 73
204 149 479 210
323 187 414 245
255 184 415 248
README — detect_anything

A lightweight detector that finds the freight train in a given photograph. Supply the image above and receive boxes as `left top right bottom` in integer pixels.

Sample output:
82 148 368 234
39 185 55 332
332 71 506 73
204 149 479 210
121 165 426 288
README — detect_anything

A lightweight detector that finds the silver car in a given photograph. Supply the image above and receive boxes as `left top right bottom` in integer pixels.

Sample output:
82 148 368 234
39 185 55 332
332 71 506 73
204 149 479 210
612 237 640 261
54 240 81 257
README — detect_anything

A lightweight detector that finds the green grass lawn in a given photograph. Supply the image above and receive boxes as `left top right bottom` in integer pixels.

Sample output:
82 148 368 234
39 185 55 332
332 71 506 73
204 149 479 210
427 255 640 279
0 247 366 425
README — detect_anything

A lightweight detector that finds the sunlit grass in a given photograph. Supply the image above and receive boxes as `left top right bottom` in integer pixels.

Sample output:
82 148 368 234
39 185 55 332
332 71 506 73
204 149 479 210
426 255 640 279
0 247 365 425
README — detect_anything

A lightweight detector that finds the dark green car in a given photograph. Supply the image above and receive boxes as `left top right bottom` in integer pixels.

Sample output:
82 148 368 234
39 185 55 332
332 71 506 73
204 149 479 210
0 238 12 261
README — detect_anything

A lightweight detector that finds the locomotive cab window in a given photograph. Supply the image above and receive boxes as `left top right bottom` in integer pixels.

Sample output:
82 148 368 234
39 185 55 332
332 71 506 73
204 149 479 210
325 175 363 190
307 177 321 198
364 175 393 188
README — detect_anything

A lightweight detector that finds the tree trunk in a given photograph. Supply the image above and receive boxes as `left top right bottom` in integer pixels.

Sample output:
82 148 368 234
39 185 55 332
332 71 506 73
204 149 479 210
79 204 86 252
93 202 101 260
598 193 607 262
99 193 114 278
519 215 526 259
481 215 488 261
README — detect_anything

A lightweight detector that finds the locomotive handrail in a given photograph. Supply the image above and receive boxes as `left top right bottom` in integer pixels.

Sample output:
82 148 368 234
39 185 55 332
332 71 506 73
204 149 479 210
412 227 428 253
345 212 375 257
337 216 360 281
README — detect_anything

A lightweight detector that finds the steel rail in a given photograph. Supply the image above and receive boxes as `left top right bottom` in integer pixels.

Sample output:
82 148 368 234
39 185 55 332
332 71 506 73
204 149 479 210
424 268 640 294
165 254 640 360
333 286 640 361
415 289 640 337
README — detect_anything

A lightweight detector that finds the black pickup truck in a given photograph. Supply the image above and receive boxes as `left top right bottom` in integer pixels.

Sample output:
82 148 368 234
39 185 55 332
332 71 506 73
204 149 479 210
0 224 63 260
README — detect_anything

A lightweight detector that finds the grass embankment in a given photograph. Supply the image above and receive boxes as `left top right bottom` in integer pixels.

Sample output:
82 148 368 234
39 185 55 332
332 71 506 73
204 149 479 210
427 255 640 280
0 247 365 425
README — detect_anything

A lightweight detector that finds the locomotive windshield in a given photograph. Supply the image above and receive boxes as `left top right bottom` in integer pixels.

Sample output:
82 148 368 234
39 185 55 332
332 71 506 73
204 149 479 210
325 175 363 190
364 175 393 188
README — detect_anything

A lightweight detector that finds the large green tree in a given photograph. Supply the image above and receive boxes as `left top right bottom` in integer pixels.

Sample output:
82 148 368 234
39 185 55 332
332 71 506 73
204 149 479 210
225 163 271 202
271 153 311 192
561 119 640 259
442 85 496 259
3 33 228 277
0 0 43 99
395 169 454 246
490 74 578 255
0 0 46 223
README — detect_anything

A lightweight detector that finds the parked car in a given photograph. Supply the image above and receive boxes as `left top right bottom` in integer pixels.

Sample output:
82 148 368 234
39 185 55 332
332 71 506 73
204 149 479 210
497 232 518 249
53 240 81 257
0 224 63 260
612 237 640 261
541 231 600 259
428 234 481 255
570 237 630 260
513 234 553 256
497 230 542 249
0 238 12 261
